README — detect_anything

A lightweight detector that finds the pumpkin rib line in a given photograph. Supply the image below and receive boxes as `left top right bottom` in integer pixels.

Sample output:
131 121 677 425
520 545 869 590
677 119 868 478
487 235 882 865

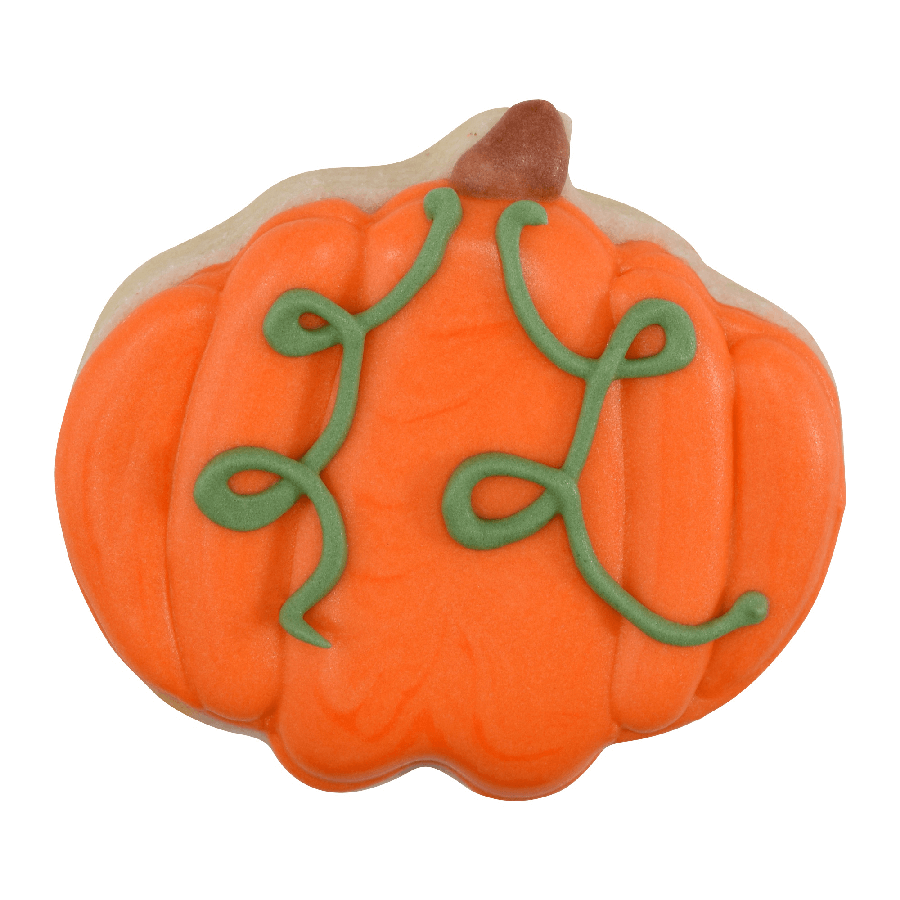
275 214 368 730
697 327 740 697
162 286 223 712
607 260 627 741
275 359 344 722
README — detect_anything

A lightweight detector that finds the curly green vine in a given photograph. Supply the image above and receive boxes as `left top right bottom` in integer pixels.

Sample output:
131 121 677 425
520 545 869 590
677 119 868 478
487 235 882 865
441 200 768 647
194 187 463 648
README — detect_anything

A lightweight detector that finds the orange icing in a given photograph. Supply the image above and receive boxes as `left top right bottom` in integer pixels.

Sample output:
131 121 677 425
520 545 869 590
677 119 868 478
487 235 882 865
56 181 844 799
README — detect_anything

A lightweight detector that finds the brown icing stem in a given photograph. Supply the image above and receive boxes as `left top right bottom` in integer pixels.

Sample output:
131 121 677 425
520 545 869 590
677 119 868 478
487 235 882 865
449 100 569 201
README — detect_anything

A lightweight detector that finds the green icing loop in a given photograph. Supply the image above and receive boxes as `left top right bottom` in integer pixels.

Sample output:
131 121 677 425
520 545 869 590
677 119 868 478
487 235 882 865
441 200 768 647
194 187 766 651
194 187 463 648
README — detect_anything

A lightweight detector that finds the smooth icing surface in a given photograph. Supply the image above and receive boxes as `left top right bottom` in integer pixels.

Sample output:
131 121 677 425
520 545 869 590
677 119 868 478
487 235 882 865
57 171 844 797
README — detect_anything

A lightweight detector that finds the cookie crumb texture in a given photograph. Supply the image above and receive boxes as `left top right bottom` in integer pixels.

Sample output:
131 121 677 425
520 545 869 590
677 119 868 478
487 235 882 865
56 112 843 801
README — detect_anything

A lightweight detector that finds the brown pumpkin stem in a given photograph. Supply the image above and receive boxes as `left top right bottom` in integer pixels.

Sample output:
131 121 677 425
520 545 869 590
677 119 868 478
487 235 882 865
449 100 569 201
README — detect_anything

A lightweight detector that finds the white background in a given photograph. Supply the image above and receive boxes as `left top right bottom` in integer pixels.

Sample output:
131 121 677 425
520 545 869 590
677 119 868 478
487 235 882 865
4 2 897 897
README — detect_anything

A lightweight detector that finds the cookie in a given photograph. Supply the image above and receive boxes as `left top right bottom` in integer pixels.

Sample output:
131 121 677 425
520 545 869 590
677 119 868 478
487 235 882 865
56 101 844 799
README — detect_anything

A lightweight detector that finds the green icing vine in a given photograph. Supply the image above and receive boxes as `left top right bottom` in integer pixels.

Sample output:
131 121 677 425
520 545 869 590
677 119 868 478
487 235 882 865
195 189 767 650
194 187 463 647
441 200 768 647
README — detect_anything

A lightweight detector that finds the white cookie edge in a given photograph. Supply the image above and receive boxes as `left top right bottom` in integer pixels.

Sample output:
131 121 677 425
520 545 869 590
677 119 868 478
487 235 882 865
78 107 831 379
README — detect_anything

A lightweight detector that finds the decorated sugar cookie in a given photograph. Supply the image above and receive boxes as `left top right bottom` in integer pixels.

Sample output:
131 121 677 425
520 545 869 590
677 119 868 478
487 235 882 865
56 101 844 799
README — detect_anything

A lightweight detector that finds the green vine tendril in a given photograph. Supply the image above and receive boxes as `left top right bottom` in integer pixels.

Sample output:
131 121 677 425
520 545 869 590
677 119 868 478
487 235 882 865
195 189 765 650
194 187 463 648
441 200 768 647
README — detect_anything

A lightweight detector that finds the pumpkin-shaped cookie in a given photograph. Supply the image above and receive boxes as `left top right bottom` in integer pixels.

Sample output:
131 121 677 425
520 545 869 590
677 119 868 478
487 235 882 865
56 101 844 799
